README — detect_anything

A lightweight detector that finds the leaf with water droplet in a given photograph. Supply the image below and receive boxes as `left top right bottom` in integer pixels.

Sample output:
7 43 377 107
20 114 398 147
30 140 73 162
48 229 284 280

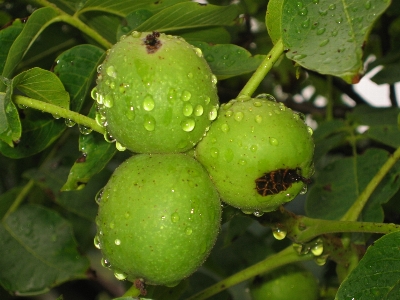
273 0 391 82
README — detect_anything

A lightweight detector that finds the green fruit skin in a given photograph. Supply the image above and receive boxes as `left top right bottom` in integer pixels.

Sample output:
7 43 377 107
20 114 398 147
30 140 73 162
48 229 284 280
96 153 221 286
250 264 319 300
95 32 219 153
195 97 314 213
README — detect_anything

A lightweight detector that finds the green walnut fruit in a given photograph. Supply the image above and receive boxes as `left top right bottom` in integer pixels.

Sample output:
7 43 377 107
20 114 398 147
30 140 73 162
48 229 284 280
195 95 314 213
249 264 319 300
92 31 219 153
95 153 221 286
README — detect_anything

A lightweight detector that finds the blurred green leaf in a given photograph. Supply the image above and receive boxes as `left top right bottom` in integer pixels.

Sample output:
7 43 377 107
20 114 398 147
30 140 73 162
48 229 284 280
336 231 400 300
0 186 22 219
281 0 391 83
53 44 105 112
313 119 348 161
347 105 400 148
306 148 400 222
0 7 59 91
191 42 265 80
136 2 239 32
370 63 400 84
0 204 89 295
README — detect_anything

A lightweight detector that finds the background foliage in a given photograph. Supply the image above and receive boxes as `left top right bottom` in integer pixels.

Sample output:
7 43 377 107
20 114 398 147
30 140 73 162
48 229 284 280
1 0 400 299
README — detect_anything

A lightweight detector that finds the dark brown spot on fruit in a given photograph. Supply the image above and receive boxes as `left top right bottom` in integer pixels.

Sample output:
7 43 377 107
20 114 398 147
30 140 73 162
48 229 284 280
143 31 162 54
255 168 310 196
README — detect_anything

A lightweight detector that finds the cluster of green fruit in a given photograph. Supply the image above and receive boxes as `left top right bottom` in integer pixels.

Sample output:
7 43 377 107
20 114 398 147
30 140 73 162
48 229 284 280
92 32 314 288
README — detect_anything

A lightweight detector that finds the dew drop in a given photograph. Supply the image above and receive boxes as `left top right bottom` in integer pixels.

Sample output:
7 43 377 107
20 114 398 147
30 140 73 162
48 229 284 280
104 94 113 108
253 210 264 217
194 47 203 57
115 239 121 246
336 16 343 24
365 0 371 9
65 119 76 127
114 271 127 280
181 90 192 101
126 106 135 120
79 125 93 135
293 243 303 254
316 28 326 35
183 103 193 116
97 64 102 73
210 147 219 158
181 118 195 132
125 212 130 219
225 110 233 117
234 111 244 121
204 96 211 105
253 101 262 107
194 105 204 116
293 54 307 60
106 66 117 78
211 74 218 86
313 0 319 3
221 123 229 133
119 34 126 41
52 113 61 119
255 115 263 123
185 227 193 235
187 72 193 78
116 141 126 151
272 227 287 240
314 254 328 266
144 116 156 131
301 17 310 28
167 88 177 104
329 3 336 10
269 137 279 146
250 145 258 152
319 39 329 47
90 87 98 100
101 257 111 268
311 238 324 256
171 212 180 223
109 222 115 229
95 112 107 127
239 159 247 165
319 8 328 16
331 30 338 37
95 188 104 205
208 107 218 120
307 126 314 135
131 31 141 38
94 235 101 249
298 7 308 16
143 95 155 111
104 131 116 143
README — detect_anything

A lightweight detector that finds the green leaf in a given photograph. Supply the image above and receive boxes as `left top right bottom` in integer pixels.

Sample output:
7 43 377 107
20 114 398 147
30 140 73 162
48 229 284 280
280 0 391 83
191 42 266 80
53 44 105 112
0 7 59 91
79 0 188 17
0 91 21 147
347 105 400 149
336 231 400 300
116 9 154 40
13 67 70 109
0 204 89 295
0 187 22 219
177 27 231 44
313 119 348 161
370 63 400 84
0 19 24 75
136 2 239 32
62 105 117 191
306 148 400 222
266 0 284 45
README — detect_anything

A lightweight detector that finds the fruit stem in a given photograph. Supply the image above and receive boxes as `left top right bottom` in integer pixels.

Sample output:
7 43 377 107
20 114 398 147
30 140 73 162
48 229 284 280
122 283 141 298
340 145 400 222
13 95 105 135
186 246 313 300
238 38 284 98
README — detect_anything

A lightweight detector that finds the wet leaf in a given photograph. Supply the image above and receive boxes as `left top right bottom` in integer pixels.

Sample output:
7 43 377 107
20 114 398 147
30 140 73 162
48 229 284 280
0 204 89 295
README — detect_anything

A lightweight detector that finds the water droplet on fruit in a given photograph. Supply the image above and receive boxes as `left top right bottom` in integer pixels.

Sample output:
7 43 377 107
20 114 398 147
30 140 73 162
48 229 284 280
300 184 308 195
114 238 121 246
91 87 98 100
94 188 104 205
253 101 262 107
253 210 264 217
187 72 193 78
104 94 113 108
239 159 247 165
307 126 313 135
104 131 116 143
181 118 195 132
208 107 218 120
171 212 180 223
109 222 115 229
115 141 126 151
204 96 211 105
79 125 93 135
101 257 111 268
181 90 192 101
250 145 258 152
119 34 126 41
272 226 287 240
311 238 324 256
293 243 303 254
194 47 203 57
234 111 244 121
131 31 141 38
194 105 203 116
125 212 130 219
185 227 193 235
97 64 102 73
255 115 263 123
144 116 156 131
221 123 229 133
106 66 117 78
94 235 101 249
114 271 127 280
65 119 76 127
241 209 253 214
210 147 219 158
269 137 279 146
224 110 233 117
211 74 217 86
143 95 155 111
183 103 193 116
95 112 107 127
